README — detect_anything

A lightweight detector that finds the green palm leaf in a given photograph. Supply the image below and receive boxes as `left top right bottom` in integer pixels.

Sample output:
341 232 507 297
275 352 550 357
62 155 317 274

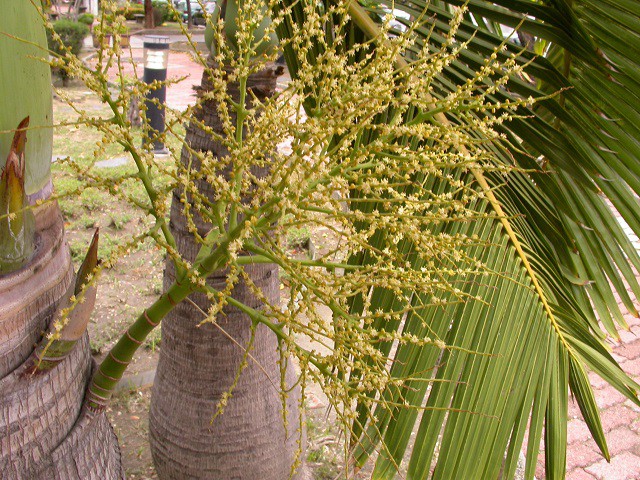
273 0 640 478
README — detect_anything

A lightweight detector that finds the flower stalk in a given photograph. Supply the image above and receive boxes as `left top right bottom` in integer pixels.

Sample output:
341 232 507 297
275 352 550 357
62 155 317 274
27 229 100 373
86 212 258 410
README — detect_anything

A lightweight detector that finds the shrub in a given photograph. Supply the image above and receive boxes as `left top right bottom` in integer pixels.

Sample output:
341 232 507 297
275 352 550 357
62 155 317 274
115 4 144 20
77 13 95 26
152 5 165 26
46 20 89 56
152 1 180 23
46 20 89 85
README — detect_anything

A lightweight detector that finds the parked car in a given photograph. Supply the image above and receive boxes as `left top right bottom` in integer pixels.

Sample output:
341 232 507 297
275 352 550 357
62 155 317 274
175 1 213 24
191 2 216 25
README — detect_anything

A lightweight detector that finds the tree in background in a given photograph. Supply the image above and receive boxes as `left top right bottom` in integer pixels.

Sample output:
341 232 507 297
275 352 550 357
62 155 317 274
145 0 154 28
185 0 192 29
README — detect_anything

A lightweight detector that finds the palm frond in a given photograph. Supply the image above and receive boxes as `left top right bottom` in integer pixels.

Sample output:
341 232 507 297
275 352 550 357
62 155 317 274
274 0 640 478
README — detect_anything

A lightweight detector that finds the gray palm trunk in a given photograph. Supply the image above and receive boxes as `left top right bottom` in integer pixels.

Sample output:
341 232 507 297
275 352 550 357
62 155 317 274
0 201 123 479
149 61 304 479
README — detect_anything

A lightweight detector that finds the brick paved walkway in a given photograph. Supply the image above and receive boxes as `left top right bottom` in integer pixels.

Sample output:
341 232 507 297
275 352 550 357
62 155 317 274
102 48 205 111
107 47 640 480
560 316 640 480
532 218 640 479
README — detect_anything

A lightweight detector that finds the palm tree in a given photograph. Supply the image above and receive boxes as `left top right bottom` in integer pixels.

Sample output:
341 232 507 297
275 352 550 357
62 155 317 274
141 1 640 478
269 1 640 478
145 0 155 29
6 1 638 478
0 3 122 478
148 62 304 479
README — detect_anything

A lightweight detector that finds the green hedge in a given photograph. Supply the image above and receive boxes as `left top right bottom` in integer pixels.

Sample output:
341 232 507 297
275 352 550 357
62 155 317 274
77 13 95 26
46 20 89 56
152 1 180 23
114 2 179 24
115 4 144 20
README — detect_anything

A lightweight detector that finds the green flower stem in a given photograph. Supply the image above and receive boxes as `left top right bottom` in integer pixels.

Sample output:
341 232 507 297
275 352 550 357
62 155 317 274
29 340 77 373
244 244 365 334
300 161 378 198
87 280 193 410
229 73 249 232
87 213 262 409
235 253 360 271
101 91 183 278
234 254 273 265
223 294 331 378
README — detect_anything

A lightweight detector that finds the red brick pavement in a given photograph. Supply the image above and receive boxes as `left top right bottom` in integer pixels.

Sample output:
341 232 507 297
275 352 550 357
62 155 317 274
536 308 640 480
105 48 640 480
101 47 205 111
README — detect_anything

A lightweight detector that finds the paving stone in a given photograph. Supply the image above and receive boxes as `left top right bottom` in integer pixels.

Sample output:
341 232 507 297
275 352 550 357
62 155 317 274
588 371 609 390
52 154 70 163
95 156 128 168
595 388 626 410
617 339 640 361
625 314 640 329
600 404 638 433
569 398 584 420
567 469 598 480
617 328 639 344
585 452 640 480
610 351 627 363
624 399 640 414
566 441 600 471
621 357 640 378
99 50 205 112
568 419 593 445
605 426 640 457
569 206 640 479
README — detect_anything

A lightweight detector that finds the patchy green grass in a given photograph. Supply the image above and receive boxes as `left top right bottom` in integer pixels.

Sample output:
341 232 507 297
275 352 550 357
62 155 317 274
52 93 182 273
305 413 345 480
287 225 311 250
144 327 162 352
109 212 132 231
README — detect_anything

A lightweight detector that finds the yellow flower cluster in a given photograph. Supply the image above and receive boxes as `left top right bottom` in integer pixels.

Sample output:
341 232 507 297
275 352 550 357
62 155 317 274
47 0 540 441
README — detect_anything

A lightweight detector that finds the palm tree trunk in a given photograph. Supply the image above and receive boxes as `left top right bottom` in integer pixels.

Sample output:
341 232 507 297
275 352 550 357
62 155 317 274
0 203 124 479
0 202 70 378
1 6 123 474
149 61 304 479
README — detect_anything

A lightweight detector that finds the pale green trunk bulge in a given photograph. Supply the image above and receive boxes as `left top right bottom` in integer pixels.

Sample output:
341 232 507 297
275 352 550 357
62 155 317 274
0 2 53 196
0 206 124 479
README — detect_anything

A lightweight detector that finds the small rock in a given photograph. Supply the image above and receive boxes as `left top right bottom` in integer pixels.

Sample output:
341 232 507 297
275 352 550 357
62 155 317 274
95 157 129 168
52 154 69 163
